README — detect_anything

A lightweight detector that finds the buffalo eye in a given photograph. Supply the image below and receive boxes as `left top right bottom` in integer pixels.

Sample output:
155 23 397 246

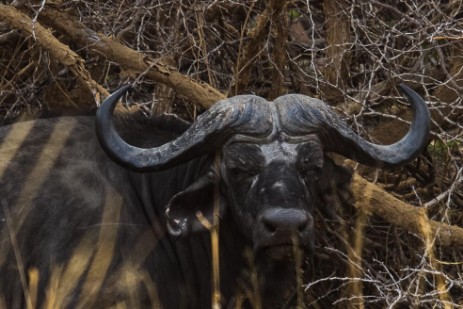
227 163 258 179
296 141 324 180
223 143 263 180
298 158 322 179
229 166 246 177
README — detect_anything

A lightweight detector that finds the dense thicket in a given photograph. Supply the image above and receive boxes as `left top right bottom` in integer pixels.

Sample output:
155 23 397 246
1 1 462 307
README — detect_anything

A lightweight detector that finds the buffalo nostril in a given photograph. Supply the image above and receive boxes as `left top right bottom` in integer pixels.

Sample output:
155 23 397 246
262 218 277 234
298 220 308 233
261 211 310 235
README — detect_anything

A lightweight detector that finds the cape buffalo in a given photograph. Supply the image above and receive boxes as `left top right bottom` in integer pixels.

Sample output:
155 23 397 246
0 84 429 308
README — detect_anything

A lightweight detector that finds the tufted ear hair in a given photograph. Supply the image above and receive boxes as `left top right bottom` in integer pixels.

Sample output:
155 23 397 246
317 156 353 218
165 169 226 237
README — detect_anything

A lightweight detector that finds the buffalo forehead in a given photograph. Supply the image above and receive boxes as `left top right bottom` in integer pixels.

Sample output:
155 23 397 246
230 136 322 165
259 142 299 164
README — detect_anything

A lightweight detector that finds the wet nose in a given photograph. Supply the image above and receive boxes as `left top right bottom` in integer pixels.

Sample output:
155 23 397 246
260 208 311 239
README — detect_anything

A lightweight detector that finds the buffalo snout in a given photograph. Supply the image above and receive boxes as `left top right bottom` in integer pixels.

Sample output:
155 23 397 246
254 208 313 255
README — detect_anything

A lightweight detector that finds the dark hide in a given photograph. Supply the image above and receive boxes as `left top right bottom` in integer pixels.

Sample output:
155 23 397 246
0 114 352 308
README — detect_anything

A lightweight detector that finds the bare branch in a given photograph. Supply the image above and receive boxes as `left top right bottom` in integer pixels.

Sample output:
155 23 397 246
0 4 108 106
33 6 226 108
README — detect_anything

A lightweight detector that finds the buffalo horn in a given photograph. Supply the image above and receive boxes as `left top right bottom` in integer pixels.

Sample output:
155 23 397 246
96 85 273 171
275 84 430 168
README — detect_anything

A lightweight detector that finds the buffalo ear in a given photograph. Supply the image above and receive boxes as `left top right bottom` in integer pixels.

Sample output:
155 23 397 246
317 156 353 218
165 171 226 237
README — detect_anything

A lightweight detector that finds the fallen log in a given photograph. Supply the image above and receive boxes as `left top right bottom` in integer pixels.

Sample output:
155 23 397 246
351 173 463 248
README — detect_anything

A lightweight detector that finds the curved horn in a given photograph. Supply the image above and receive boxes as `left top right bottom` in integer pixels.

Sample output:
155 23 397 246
96 86 273 172
275 84 430 168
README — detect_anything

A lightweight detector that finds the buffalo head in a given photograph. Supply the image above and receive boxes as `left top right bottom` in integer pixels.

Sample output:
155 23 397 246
96 85 430 260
